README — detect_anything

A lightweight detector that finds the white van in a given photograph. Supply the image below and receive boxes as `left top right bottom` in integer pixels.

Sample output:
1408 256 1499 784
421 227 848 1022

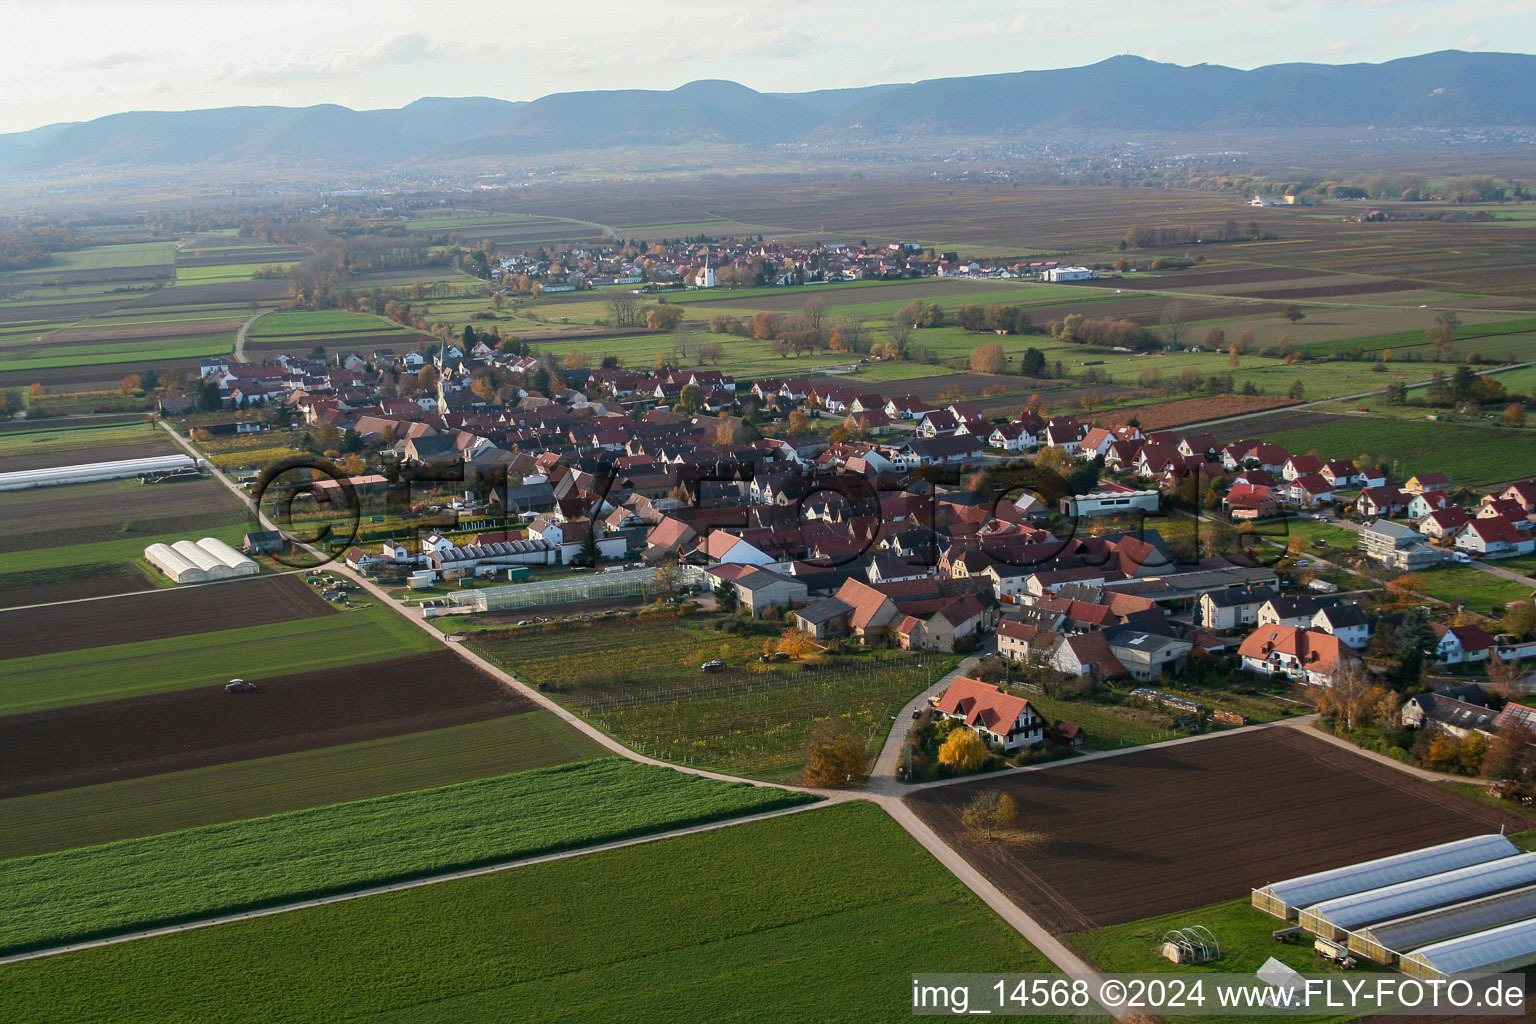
1453 551 1473 564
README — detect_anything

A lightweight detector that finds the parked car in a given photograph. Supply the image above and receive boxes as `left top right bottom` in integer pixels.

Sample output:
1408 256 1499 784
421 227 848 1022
1453 551 1473 564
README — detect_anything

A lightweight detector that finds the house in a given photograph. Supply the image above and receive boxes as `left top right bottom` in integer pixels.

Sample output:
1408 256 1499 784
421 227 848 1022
1281 454 1323 482
1052 631 1128 678
1198 585 1278 630
988 422 1037 452
730 567 809 616
1432 623 1497 665
1223 482 1278 520
1402 689 1498 739
1406 491 1452 521
896 592 996 653
1238 625 1361 686
1404 472 1452 495
997 620 1051 662
1287 474 1334 507
1258 595 1327 630
1497 480 1536 513
931 676 1046 752
892 435 983 469
1455 518 1535 556
1359 520 1449 569
1311 604 1372 649
793 596 855 640
1418 506 1471 540
1104 627 1194 681
1320 460 1364 489
1355 486 1409 518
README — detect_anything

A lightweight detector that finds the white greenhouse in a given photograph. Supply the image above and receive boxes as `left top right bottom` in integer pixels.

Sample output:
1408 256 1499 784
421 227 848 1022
1401 918 1536 979
1349 884 1536 964
0 455 196 492
1253 835 1518 920
1300 852 1536 940
144 537 261 584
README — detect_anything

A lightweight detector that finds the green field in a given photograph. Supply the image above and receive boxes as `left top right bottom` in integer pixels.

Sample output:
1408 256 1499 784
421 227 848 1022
0 714 606 860
248 309 402 338
1259 416 1536 487
1414 564 1535 613
474 616 958 779
176 263 291 284
0 420 169 459
0 520 251 574
0 241 177 280
0 758 813 956
0 333 234 371
0 802 1062 1024
0 598 438 715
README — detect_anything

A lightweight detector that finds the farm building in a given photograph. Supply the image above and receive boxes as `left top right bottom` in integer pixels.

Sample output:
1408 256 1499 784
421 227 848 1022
1348 884 1536 964
144 537 260 584
1399 918 1536 979
1252 834 1518 920
1298 852 1536 940
0 454 198 492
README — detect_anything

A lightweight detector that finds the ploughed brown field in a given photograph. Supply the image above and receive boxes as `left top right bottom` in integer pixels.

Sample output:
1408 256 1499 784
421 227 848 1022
0 650 528 797
0 477 247 553
907 728 1525 933
1104 395 1299 431
0 572 151 610
0 574 331 661
0 438 180 474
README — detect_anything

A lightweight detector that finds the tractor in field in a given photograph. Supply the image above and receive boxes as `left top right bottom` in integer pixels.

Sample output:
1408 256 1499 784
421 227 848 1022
224 678 256 694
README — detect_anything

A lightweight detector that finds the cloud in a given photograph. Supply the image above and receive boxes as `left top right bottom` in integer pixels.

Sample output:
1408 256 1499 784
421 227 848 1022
79 52 153 71
881 57 925 76
1457 33 1486 49
215 32 455 86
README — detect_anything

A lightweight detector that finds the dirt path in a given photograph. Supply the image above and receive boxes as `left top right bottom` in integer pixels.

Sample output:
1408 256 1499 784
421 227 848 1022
233 308 269 362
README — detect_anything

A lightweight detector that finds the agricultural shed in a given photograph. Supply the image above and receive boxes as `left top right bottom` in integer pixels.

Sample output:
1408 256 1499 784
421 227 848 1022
1299 852 1536 940
1349 884 1536 964
1400 918 1536 979
144 543 210 584
1252 835 1517 920
0 455 196 492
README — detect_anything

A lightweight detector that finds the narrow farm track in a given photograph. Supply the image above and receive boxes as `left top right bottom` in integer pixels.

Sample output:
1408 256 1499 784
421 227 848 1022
232 308 269 362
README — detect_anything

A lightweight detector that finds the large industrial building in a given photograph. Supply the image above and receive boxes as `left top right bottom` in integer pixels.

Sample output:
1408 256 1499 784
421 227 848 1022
1254 834 1536 979
145 537 261 584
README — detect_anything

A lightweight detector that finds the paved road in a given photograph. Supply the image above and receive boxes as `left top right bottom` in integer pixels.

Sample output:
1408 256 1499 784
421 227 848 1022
1318 514 1535 593
868 642 989 787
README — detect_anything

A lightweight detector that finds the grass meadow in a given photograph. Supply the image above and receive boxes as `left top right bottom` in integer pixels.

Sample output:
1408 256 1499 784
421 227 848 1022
0 802 1067 1024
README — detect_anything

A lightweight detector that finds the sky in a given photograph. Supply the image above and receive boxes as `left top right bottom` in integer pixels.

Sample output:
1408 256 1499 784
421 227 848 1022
0 0 1532 134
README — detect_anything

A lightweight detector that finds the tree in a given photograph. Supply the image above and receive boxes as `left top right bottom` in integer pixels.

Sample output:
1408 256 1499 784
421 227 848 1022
1280 305 1307 324
651 558 681 592
801 719 868 787
750 311 783 340
1204 327 1226 349
1317 662 1380 731
699 341 725 365
1501 603 1536 641
775 629 821 659
886 316 913 357
1161 302 1190 347
786 409 812 436
197 379 222 411
645 305 685 331
960 791 1018 841
1287 380 1306 400
1034 446 1074 476
1503 403 1527 427
675 384 703 416
1395 606 1436 684
713 579 738 613
939 729 990 774
1483 726 1532 781
802 296 827 334
117 373 142 396
1020 348 1046 377
605 292 642 327
563 349 587 371
1227 346 1241 369
969 343 1007 374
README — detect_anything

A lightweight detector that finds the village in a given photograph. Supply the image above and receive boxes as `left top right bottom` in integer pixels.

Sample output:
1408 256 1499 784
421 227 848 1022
161 323 1536 792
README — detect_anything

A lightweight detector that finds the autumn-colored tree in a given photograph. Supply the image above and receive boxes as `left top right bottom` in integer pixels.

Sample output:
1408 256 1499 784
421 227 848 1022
675 384 703 416
960 791 1018 841
1502 603 1536 641
969 343 1007 375
699 341 725 365
1503 404 1527 427
28 382 43 397
1227 346 1241 369
650 558 681 592
1424 732 1460 771
1460 733 1489 775
939 729 991 774
750 310 783 340
801 719 868 787
776 629 821 659
117 374 142 396
645 305 685 331
787 410 811 436
1034 446 1074 476
1482 726 1531 781
966 470 990 493
1204 327 1227 349
563 349 587 371
938 384 963 403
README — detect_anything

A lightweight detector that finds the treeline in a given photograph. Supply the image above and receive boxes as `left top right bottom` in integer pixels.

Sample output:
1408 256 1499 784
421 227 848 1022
1044 314 1160 351
0 221 91 273
1122 220 1265 249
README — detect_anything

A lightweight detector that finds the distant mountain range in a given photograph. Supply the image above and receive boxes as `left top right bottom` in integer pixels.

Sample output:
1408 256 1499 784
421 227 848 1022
5 51 1535 174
